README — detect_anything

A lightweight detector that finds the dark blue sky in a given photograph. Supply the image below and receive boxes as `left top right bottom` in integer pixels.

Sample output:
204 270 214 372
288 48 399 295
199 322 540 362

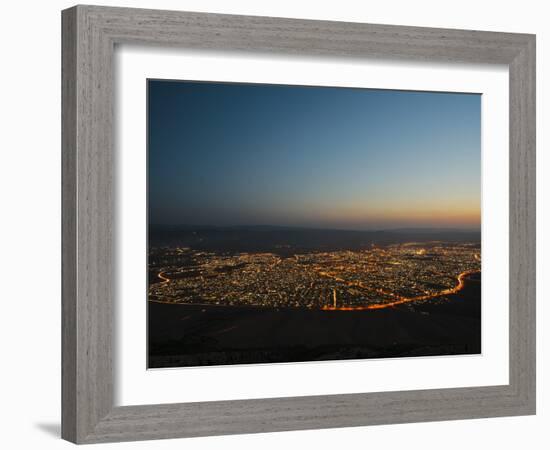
148 80 480 230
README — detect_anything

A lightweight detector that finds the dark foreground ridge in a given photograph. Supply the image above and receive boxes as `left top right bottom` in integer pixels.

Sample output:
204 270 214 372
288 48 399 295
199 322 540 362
148 273 481 368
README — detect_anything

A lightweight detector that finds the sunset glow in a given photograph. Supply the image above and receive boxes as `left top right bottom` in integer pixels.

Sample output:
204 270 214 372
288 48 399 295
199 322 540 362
148 80 481 231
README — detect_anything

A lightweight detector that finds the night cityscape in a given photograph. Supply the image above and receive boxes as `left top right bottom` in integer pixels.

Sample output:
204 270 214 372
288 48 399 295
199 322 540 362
149 242 480 310
147 80 481 368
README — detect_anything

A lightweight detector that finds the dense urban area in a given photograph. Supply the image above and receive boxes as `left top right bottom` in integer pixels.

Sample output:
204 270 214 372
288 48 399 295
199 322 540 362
148 242 481 310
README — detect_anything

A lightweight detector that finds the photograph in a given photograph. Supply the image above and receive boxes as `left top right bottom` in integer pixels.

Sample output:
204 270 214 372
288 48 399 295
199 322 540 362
1 1 542 447
147 80 482 368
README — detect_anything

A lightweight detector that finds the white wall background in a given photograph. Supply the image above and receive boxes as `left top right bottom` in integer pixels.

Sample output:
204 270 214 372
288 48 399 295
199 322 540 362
0 1 546 448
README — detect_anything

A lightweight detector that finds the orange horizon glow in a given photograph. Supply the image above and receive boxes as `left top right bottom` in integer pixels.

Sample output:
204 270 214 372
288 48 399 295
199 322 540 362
266 199 481 230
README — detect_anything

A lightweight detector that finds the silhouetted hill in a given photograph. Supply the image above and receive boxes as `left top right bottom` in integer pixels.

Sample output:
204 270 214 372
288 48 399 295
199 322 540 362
149 224 480 254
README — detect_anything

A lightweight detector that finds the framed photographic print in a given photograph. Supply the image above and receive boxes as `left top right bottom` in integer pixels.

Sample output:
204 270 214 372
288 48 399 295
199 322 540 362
62 5 536 444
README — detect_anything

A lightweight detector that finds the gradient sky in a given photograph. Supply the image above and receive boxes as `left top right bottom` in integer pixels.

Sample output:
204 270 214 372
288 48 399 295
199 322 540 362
148 80 481 230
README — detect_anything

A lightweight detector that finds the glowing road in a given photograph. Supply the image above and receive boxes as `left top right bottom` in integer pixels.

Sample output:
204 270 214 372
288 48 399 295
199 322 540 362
321 269 479 311
157 271 171 283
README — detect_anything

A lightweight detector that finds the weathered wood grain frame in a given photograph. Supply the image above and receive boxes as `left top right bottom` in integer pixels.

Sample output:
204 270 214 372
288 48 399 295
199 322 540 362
61 5 536 444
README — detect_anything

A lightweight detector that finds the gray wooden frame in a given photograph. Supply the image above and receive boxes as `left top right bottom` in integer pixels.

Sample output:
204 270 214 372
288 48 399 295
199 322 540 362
62 4 536 444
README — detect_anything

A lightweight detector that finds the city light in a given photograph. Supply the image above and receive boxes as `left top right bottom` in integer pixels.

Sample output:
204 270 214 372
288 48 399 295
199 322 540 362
148 242 481 310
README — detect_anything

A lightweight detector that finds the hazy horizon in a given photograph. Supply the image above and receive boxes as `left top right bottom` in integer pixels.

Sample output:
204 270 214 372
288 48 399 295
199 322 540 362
148 222 481 232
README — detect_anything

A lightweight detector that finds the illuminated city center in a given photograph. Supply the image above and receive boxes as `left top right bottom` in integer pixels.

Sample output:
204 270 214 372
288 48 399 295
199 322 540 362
148 242 480 310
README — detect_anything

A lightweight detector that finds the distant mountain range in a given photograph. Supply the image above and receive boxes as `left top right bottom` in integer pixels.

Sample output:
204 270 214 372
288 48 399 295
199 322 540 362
148 224 481 254
149 223 480 233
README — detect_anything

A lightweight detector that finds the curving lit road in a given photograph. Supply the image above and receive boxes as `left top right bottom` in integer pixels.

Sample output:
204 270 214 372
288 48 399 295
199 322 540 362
152 266 479 311
321 269 479 311
157 271 171 283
